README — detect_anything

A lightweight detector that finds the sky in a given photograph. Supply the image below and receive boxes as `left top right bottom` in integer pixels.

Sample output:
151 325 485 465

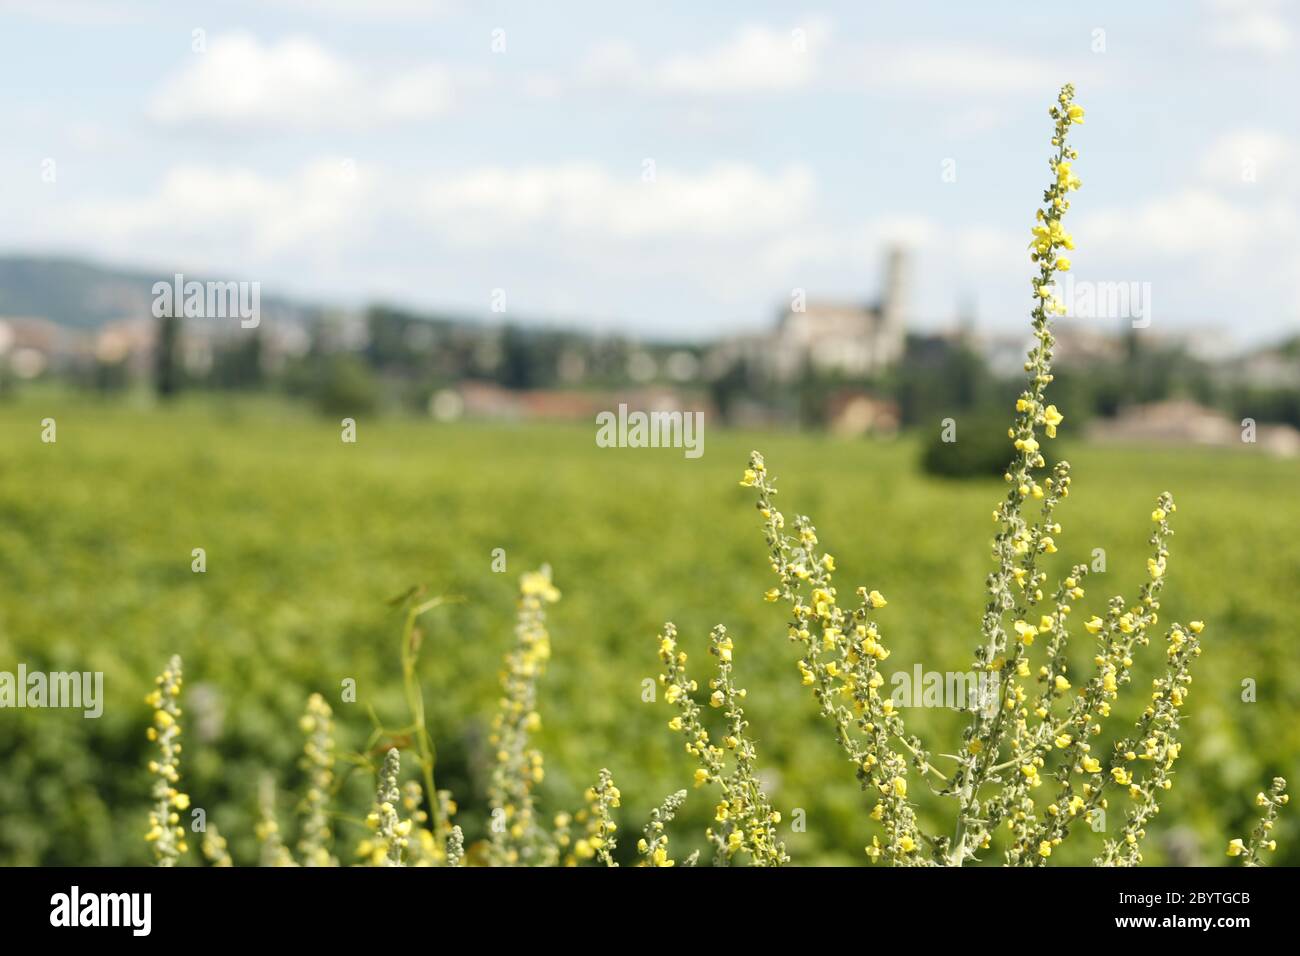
1 0 1297 345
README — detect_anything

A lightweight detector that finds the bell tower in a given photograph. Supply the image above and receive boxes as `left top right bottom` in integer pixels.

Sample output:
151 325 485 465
878 245 908 365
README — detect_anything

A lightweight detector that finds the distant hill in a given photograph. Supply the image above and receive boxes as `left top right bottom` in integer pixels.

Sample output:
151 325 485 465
0 255 321 328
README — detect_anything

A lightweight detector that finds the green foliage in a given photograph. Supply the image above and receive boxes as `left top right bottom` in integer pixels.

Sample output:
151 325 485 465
313 353 378 417
920 412 1060 479
0 392 1296 865
893 343 997 428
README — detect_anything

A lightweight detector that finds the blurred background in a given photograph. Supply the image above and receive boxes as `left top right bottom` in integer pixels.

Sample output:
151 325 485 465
0 0 1297 865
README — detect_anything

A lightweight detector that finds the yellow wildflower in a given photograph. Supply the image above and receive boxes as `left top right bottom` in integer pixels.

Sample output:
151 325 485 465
1042 404 1063 438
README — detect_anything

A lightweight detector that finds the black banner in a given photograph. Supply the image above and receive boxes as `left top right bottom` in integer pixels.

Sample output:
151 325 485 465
0 864 1286 942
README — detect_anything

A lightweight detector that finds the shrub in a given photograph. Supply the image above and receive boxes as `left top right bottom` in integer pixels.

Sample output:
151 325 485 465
920 411 1060 480
313 353 378 417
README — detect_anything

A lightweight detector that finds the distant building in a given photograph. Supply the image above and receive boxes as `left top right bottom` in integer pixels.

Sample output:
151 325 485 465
1089 400 1237 446
1051 325 1126 367
0 316 77 378
770 246 908 381
824 390 900 437
1088 399 1300 457
431 381 711 424
1216 342 1300 390
709 246 909 384
94 317 155 378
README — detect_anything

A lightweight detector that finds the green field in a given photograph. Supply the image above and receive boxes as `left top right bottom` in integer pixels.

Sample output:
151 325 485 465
1 391 1297 865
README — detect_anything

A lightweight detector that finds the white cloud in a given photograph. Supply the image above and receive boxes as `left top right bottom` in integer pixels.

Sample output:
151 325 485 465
570 29 1089 106
60 159 377 266
1083 190 1255 257
419 162 816 241
1081 132 1299 266
578 40 645 88
149 33 451 130
33 158 817 312
577 21 830 95
756 216 935 273
859 45 1094 96
266 0 454 18
941 106 1013 137
375 64 455 119
0 0 135 23
656 22 828 93
1065 128 1299 335
1198 130 1298 187
952 225 1024 275
1079 187 1297 297
1206 0 1294 54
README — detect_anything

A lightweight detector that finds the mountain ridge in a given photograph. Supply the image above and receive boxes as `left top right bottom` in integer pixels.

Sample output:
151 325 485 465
0 254 323 329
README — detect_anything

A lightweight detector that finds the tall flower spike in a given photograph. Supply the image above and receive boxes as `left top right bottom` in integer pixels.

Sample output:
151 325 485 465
588 769 621 867
255 776 295 867
445 825 465 867
743 453 930 865
1017 495 1181 864
947 82 1087 866
656 622 787 866
365 748 408 867
399 780 439 865
638 790 688 867
297 692 337 867
433 789 460 865
144 655 189 866
487 565 559 866
200 822 233 867
1228 777 1289 865
1093 619 1201 865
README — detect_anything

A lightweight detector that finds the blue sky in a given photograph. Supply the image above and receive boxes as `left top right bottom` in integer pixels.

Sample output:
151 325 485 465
1 0 1297 345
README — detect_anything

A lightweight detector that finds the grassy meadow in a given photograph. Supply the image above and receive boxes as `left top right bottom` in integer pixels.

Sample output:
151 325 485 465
1 390 1297 865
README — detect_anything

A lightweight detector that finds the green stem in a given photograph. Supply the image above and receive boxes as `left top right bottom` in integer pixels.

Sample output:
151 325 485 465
400 595 459 838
